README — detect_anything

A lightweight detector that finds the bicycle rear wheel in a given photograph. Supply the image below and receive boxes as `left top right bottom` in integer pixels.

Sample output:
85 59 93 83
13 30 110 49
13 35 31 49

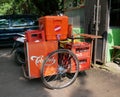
41 49 79 89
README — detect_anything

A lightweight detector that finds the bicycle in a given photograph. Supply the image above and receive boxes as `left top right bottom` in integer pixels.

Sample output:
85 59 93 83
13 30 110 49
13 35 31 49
41 34 79 89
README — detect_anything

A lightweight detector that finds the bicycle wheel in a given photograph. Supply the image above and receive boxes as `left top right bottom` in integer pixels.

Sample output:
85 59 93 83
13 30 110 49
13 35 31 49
41 49 79 89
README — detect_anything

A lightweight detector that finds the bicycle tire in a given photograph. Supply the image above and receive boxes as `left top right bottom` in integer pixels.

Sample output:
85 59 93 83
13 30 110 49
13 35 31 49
41 49 79 89
15 48 25 65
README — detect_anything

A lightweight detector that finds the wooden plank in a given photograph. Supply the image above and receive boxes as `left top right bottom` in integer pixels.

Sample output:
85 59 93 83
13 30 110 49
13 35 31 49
112 46 120 50
73 34 102 39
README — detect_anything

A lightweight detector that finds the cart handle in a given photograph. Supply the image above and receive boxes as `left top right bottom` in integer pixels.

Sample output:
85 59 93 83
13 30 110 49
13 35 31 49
56 34 61 41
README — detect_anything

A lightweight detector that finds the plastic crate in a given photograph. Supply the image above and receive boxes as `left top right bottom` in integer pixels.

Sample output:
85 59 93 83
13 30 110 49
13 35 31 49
79 57 91 71
71 57 91 72
39 16 68 41
65 42 91 71
25 30 45 42
65 42 91 58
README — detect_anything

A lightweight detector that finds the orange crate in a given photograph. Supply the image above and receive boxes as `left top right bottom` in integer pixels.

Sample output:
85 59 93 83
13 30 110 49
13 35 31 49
39 16 68 41
25 41 58 78
65 42 91 71
65 42 91 58
25 30 45 42
71 57 91 72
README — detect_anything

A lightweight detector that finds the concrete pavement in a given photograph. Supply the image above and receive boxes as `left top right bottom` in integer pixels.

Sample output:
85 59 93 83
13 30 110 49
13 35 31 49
0 47 120 97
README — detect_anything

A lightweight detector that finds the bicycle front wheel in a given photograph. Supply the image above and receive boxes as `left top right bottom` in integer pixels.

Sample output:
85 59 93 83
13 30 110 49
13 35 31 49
41 49 79 89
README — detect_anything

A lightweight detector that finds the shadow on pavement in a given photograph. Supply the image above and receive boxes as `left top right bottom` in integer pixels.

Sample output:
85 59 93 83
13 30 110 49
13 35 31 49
70 71 93 97
0 48 52 97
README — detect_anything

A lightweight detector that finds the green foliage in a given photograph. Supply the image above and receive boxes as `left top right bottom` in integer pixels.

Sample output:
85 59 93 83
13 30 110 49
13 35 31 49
0 1 13 15
0 0 63 16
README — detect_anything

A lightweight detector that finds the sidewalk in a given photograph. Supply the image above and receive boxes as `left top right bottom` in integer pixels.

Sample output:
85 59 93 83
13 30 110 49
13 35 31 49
1 47 120 97
92 62 120 74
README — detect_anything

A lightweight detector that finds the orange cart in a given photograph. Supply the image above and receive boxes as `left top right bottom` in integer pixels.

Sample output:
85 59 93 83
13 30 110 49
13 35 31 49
22 16 92 89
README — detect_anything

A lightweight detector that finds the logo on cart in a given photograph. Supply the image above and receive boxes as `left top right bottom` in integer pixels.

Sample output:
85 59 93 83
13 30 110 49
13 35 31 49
39 24 44 30
54 26 61 32
30 56 56 67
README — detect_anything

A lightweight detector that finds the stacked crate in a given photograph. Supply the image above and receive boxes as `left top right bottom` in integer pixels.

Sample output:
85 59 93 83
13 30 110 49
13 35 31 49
24 16 91 78
39 16 68 41
25 16 69 42
64 42 91 71
24 16 69 78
